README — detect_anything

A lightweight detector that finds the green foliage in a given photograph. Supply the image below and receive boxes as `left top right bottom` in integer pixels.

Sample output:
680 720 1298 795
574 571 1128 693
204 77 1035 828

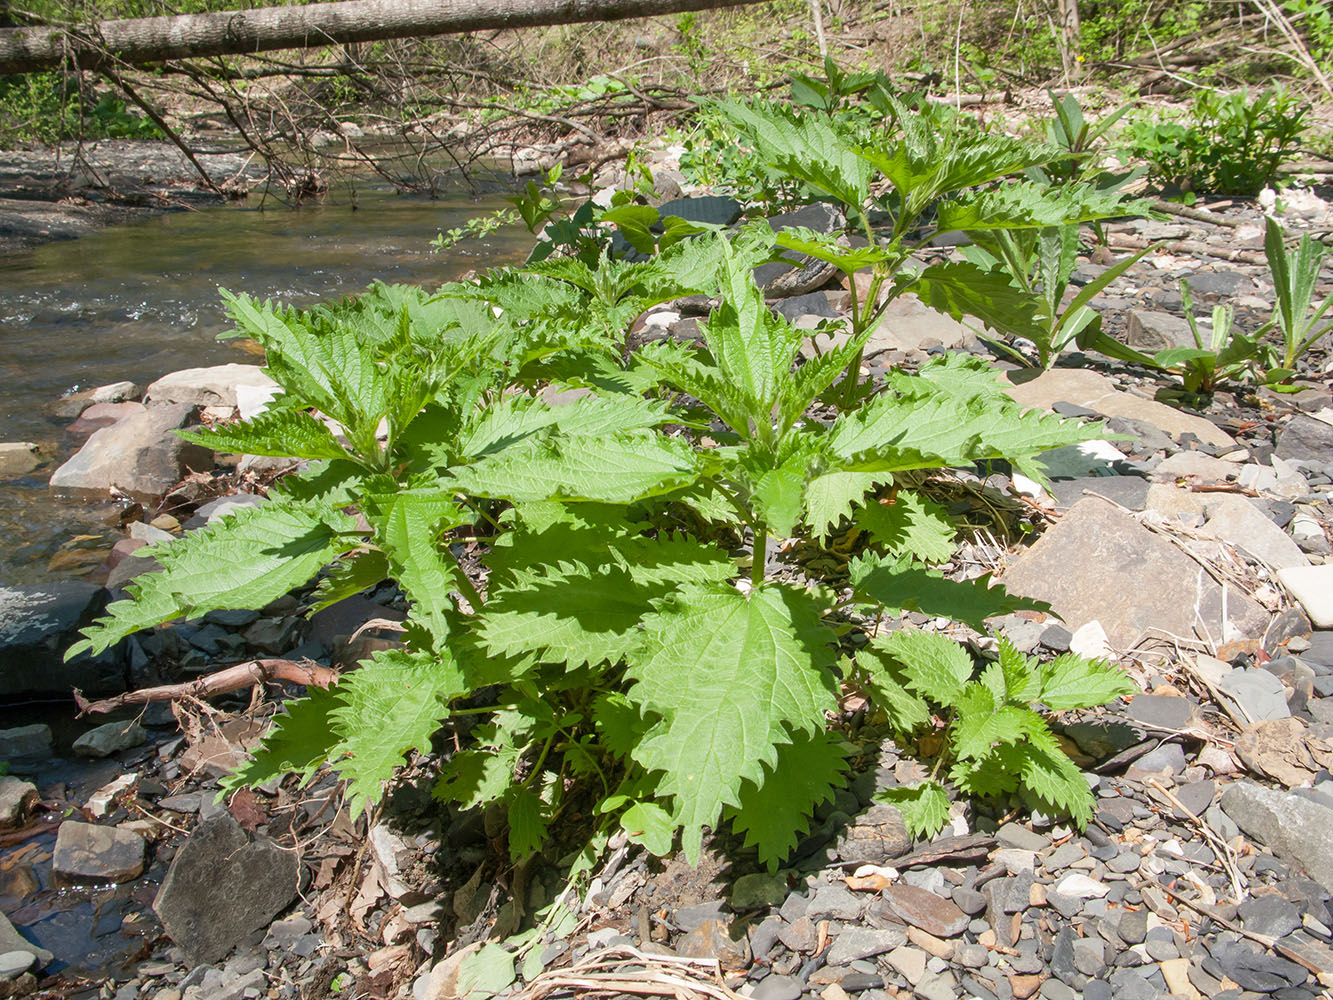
1260 215 1333 378
1126 87 1311 195
1149 279 1262 395
859 634 1134 837
71 70 1137 874
0 77 163 144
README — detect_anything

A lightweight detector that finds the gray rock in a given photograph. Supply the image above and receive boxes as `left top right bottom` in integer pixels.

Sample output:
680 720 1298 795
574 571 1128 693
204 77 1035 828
1184 270 1257 298
0 911 50 970
834 803 911 863
0 777 37 830
1117 908 1148 945
1238 894 1302 939
1146 486 1309 571
827 927 907 965
53 380 142 419
752 975 803 1000
807 883 865 922
153 813 299 965
52 821 146 883
1220 782 1333 893
748 916 784 962
1131 743 1187 774
1127 694 1195 729
144 364 277 409
0 443 39 476
773 292 838 322
955 943 988 969
0 582 122 696
1220 668 1292 721
0 951 35 979
1046 476 1151 512
1213 941 1308 991
1276 415 1333 465
1125 310 1196 352
996 822 1049 852
1001 497 1268 650
866 296 977 354
0 724 52 763
48 402 212 502
674 900 729 932
72 721 147 757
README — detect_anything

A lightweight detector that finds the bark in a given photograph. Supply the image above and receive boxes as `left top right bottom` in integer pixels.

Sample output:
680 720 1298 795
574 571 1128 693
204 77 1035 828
0 0 767 75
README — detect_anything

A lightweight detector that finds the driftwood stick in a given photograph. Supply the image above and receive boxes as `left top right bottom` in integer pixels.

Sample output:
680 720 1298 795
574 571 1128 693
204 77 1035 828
75 658 337 716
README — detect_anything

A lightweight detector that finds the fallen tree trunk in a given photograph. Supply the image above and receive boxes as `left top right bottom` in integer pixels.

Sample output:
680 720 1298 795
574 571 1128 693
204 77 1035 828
0 0 767 76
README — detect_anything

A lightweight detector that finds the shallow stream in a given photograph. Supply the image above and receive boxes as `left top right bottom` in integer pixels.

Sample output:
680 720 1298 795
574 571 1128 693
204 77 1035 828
0 182 533 586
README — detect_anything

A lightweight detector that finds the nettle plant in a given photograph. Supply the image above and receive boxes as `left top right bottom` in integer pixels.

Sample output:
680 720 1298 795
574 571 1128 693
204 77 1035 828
71 90 1137 869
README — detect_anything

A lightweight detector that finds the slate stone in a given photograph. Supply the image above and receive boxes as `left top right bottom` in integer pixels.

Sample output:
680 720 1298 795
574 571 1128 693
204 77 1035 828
1238 894 1303 939
996 823 1049 852
1131 742 1187 774
676 917 751 968
1213 942 1308 991
772 292 838 322
1046 476 1151 512
807 884 865 922
675 900 728 931
878 885 969 938
1276 415 1333 464
1277 565 1333 629
1174 780 1215 818
1117 908 1148 945
834 803 911 863
825 927 907 965
153 813 299 965
1001 497 1269 650
1127 694 1194 729
1220 783 1333 893
0 913 50 971
1125 310 1196 352
752 975 803 1000
145 364 276 409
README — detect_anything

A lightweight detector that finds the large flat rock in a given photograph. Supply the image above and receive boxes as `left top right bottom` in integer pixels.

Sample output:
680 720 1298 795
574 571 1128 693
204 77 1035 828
154 813 299 965
1003 368 1234 449
145 364 277 409
48 402 212 502
1001 497 1268 650
1145 486 1308 571
1220 782 1333 894
0 582 125 696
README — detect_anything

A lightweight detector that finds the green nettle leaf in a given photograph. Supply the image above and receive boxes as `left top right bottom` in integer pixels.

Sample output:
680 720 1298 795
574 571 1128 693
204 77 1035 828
1037 653 1135 710
774 227 892 274
620 801 677 857
951 683 1040 760
880 627 975 708
223 686 342 793
853 489 956 563
178 409 347 461
849 552 1049 632
853 642 933 733
593 693 650 759
449 431 700 504
627 582 839 862
309 549 391 613
329 648 466 817
728 729 850 871
804 470 888 537
505 784 549 859
363 487 467 640
980 637 1042 706
69 503 356 658
878 781 952 839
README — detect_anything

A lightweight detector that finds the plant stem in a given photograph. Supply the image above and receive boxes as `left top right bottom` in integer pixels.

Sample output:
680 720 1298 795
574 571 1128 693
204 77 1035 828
751 526 767 587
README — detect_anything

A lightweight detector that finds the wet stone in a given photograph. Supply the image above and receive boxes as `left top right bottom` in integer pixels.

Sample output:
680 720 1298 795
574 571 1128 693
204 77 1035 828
0 951 35 980
53 821 146 883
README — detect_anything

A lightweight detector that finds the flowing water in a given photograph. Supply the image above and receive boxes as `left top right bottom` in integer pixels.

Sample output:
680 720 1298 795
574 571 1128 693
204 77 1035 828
0 181 534 586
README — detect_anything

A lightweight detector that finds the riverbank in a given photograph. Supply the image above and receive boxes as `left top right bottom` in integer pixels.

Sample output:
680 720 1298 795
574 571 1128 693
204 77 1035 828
0 141 263 256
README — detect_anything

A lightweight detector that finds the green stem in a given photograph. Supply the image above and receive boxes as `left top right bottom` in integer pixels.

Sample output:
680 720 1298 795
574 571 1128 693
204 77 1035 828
751 526 767 587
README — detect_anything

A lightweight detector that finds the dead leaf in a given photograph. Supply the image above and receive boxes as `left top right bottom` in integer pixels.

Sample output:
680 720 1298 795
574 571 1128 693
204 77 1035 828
350 864 384 929
227 788 267 832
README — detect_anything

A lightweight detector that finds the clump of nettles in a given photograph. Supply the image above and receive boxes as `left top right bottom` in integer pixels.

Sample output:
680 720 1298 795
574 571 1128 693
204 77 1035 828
70 71 1137 870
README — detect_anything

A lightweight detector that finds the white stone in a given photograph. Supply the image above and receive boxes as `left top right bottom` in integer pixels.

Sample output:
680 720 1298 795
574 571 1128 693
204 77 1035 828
1053 872 1109 899
1277 565 1333 628
642 310 680 330
1069 621 1113 659
145 364 278 409
87 774 136 817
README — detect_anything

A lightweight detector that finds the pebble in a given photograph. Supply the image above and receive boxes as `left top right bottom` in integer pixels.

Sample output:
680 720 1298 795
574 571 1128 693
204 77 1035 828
0 951 35 979
878 885 969 938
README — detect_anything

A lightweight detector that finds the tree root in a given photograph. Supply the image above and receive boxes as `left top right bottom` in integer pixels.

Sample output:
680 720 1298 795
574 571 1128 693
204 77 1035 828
74 658 337 716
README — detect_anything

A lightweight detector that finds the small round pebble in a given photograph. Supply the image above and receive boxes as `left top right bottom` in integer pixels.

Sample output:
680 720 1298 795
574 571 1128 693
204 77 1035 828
0 951 36 980
955 943 989 969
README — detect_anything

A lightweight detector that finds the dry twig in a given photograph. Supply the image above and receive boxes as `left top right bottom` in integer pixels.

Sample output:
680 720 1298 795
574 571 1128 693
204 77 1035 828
75 658 337 716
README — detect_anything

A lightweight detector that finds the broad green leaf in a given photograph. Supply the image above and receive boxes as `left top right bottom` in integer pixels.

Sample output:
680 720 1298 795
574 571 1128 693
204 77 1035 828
1037 653 1135 710
853 490 956 563
450 431 700 504
728 729 850 871
363 487 467 641
593 692 649 759
879 627 975 708
775 228 892 274
309 549 391 613
951 683 1040 760
905 261 1046 344
505 785 548 859
69 503 356 658
223 686 341 793
456 944 516 1000
627 582 839 862
804 470 887 537
330 648 466 816
854 642 933 733
620 801 677 857
179 409 346 461
877 781 952 839
849 552 1049 632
